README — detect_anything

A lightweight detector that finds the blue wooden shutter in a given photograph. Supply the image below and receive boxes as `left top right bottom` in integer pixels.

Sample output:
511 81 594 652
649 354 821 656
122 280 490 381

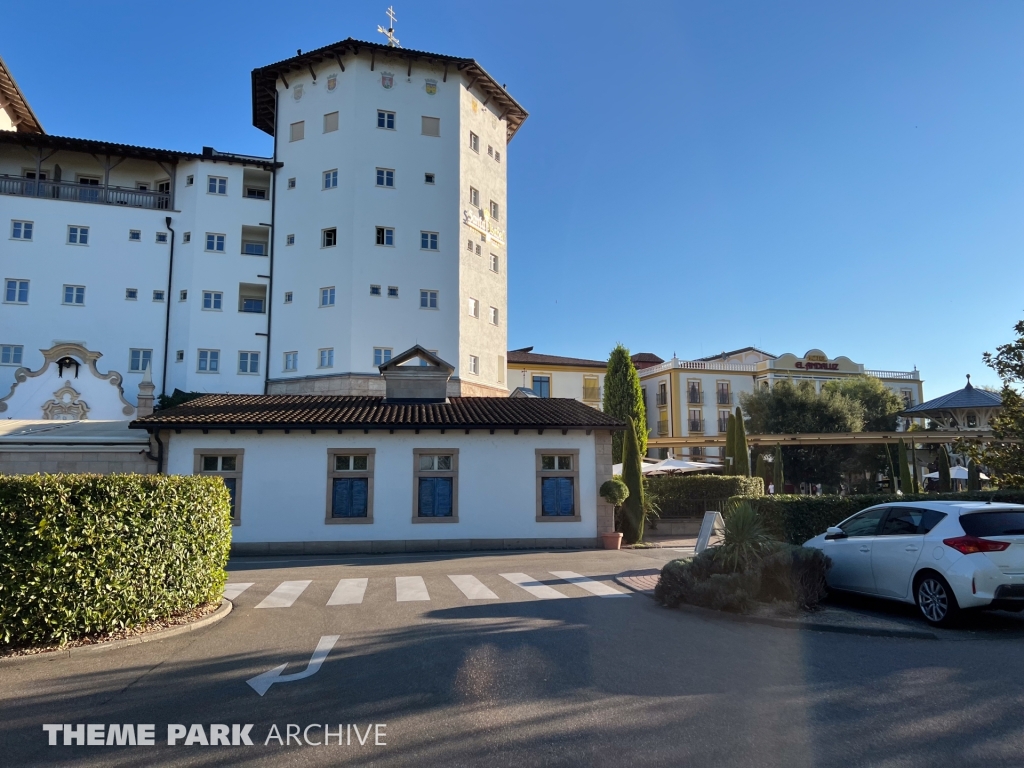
223 477 237 518
541 477 574 516
418 477 453 517
332 478 368 518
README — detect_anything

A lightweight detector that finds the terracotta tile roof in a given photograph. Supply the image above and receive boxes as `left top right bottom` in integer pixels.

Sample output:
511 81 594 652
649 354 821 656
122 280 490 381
506 348 606 369
630 352 664 364
131 395 624 431
696 346 776 362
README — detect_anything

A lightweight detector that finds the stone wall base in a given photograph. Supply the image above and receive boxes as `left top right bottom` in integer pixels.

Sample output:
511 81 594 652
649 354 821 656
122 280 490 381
0 450 156 475
232 537 598 555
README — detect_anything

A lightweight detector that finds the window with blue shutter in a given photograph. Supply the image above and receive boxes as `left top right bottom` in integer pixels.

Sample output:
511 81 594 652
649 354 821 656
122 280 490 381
418 477 453 517
332 478 369 518
541 477 575 516
223 477 238 518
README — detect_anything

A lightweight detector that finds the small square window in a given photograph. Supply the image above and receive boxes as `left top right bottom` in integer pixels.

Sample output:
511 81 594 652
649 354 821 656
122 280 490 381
420 232 438 251
125 288 138 300
175 350 184 362
424 173 435 184
490 253 499 272
156 232 168 243
469 187 480 207
287 178 296 189
468 297 479 318
489 201 500 221
289 121 305 142
377 110 396 130
469 132 479 152
284 351 298 371
129 348 152 372
284 291 293 303
375 227 394 246
186 175 194 186
375 168 395 188
179 290 188 302
421 116 440 137
319 348 335 368
11 221 33 240
67 226 89 245
320 287 336 307
197 349 220 373
488 145 494 157
323 170 338 189
153 290 165 301
129 230 141 242
322 228 337 248
466 239 474 252
5 279 29 304
239 351 260 374
373 347 392 367
475 244 481 256
469 355 479 375
207 176 227 195
387 286 399 298
202 291 223 310
323 111 339 133
286 234 295 246
334 454 369 472
420 289 438 309
183 232 191 244
0 344 24 366
489 306 499 325
63 285 85 305
206 233 226 252
370 284 382 296
495 150 501 163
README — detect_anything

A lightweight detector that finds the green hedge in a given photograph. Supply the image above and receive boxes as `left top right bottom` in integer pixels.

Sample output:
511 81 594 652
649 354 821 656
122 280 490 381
646 475 764 518
0 474 232 648
746 490 1024 545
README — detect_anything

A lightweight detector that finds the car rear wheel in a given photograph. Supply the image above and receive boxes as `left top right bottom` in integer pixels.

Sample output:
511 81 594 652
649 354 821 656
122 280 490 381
915 573 960 627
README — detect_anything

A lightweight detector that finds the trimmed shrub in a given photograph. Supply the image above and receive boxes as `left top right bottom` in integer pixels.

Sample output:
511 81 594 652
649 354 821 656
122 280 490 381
645 475 763 518
746 490 1024 545
0 474 232 648
599 477 629 506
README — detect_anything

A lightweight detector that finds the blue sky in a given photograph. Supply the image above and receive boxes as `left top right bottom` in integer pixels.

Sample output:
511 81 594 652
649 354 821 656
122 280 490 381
5 1 1022 397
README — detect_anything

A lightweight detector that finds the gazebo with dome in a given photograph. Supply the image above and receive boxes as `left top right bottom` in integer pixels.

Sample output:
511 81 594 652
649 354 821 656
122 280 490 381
900 375 1002 431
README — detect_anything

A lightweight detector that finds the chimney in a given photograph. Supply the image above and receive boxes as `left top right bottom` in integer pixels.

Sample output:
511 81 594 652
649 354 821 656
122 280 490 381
379 346 454 403
136 365 156 417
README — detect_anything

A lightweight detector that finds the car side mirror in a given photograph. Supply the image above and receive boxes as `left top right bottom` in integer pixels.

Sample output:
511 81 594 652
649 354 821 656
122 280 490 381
824 526 847 540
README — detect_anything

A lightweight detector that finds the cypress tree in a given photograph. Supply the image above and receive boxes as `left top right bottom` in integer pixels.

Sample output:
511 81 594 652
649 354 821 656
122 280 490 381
724 413 736 475
733 406 750 477
938 445 952 492
898 439 913 495
619 417 646 544
755 453 769 486
968 461 981 491
603 344 648 463
773 445 785 492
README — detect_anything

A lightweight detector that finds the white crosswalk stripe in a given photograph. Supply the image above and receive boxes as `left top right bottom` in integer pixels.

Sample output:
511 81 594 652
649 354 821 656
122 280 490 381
396 576 430 602
255 580 312 608
448 575 499 600
500 572 567 600
327 578 368 605
549 571 630 598
223 583 253 600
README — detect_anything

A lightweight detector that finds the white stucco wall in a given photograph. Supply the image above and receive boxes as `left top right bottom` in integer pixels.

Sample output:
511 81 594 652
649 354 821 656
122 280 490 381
163 430 599 546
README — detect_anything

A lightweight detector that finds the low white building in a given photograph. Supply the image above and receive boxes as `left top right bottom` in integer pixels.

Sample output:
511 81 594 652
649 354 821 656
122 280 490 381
131 347 620 553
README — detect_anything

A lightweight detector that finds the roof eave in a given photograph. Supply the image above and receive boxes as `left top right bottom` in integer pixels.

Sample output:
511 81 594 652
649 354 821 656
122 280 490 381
131 421 623 432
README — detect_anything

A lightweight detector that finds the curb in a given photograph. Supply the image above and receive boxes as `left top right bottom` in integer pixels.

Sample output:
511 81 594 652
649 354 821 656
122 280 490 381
0 599 233 664
614 575 937 640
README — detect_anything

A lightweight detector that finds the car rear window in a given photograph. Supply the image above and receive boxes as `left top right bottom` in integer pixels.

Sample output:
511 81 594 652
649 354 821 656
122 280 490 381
960 510 1024 537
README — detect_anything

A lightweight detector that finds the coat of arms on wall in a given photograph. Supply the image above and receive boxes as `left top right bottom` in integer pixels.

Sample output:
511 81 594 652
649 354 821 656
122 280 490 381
381 72 394 89
293 84 303 101
41 382 89 420
327 74 337 92
425 79 437 95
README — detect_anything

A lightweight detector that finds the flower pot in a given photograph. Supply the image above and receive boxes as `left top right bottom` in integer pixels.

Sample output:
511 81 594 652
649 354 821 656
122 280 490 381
601 532 623 550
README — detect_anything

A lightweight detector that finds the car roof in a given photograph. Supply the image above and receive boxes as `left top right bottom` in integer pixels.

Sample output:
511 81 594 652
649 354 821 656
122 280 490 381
863 501 1024 514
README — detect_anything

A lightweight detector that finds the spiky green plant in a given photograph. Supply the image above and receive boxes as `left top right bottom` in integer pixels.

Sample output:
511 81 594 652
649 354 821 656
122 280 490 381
715 500 774 573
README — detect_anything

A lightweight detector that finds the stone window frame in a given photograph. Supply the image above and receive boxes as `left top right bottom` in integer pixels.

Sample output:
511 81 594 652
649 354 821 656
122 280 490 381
412 448 459 524
535 448 582 522
194 449 244 526
326 448 376 525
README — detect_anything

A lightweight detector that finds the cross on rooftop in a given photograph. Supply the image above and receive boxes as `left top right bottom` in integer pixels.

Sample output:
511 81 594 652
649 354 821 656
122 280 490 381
377 6 401 48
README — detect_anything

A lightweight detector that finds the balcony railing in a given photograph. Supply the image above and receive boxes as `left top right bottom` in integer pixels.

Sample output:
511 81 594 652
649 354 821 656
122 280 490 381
657 420 669 436
716 391 733 405
689 419 705 433
582 385 601 402
687 390 704 404
718 418 730 433
0 175 170 210
655 391 668 406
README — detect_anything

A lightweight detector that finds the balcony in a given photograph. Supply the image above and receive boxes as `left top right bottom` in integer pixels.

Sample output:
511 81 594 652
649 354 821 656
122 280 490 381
0 175 170 209
582 385 601 402
718 418 730 433
687 389 704 405
716 391 733 405
655 391 668 406
657 420 669 436
689 418 705 433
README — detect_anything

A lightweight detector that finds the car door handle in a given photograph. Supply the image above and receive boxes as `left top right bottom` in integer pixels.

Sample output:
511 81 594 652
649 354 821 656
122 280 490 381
859 546 870 553
905 546 920 552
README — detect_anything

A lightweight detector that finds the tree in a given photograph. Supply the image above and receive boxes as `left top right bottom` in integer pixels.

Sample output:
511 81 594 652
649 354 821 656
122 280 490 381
982 318 1024 482
733 406 750 477
619 417 646 544
898 439 914 495
603 345 647 463
724 413 736 475
773 445 785 491
824 376 905 478
742 381 863 488
938 445 952 492
755 452 769 488
968 461 982 492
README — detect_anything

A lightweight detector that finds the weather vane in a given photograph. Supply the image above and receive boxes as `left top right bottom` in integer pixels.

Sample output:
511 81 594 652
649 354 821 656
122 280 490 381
377 6 401 48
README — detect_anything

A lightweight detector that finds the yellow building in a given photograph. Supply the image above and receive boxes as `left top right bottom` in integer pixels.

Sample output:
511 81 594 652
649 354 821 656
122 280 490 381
506 347 605 409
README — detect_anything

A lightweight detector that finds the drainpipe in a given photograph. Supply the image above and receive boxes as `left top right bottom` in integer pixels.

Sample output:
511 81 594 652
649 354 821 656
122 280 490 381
263 90 280 394
161 217 175 399
145 429 165 474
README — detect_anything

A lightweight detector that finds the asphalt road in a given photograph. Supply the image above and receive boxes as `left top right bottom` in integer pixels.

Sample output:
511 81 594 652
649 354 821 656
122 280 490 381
3 547 1024 768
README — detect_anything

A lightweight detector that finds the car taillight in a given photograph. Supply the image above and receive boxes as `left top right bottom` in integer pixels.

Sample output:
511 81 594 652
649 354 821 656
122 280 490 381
943 535 1011 555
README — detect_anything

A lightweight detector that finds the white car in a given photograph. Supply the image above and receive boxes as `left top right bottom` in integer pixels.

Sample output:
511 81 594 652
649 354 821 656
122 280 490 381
804 501 1024 626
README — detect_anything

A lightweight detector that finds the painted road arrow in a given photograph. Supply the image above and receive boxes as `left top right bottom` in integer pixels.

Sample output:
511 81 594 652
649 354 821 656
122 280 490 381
246 635 340 696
